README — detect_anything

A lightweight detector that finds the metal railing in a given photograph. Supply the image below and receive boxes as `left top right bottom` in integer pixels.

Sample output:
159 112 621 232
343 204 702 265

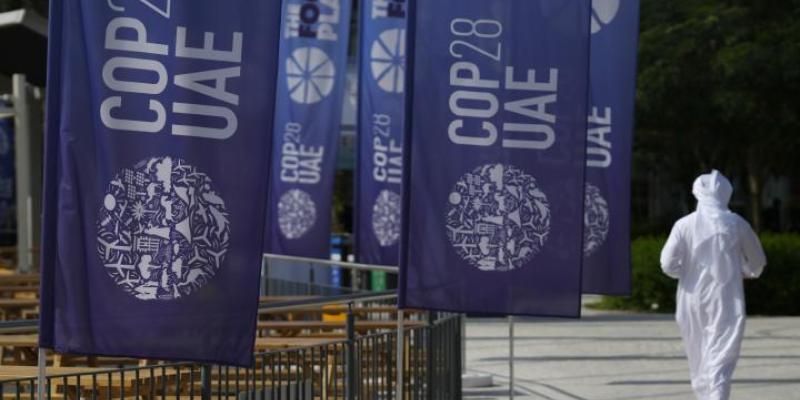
0 312 462 400
0 255 462 398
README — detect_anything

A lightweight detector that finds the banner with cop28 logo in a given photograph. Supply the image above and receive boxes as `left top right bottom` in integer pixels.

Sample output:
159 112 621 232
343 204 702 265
0 114 13 241
265 0 353 259
355 0 407 266
39 0 281 366
581 0 639 295
400 0 591 317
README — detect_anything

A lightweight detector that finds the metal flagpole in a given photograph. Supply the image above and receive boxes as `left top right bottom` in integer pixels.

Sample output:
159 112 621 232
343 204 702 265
396 309 405 400
37 348 46 400
509 315 515 400
461 313 466 374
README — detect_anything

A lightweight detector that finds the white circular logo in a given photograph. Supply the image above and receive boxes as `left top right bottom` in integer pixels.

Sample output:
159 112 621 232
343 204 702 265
446 164 550 272
591 0 620 34
286 47 336 104
372 190 401 247
584 183 610 256
278 189 317 239
370 28 406 94
96 157 230 301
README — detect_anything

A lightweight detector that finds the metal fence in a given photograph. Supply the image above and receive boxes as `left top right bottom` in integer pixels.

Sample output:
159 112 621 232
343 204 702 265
0 312 461 400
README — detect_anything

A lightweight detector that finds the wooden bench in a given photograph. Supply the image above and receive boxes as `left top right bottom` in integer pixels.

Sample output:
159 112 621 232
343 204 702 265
0 334 342 366
0 274 39 286
259 305 420 315
256 320 426 337
0 299 39 320
0 285 40 298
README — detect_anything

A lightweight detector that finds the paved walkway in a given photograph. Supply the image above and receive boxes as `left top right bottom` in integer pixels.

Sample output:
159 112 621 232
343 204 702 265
463 307 800 399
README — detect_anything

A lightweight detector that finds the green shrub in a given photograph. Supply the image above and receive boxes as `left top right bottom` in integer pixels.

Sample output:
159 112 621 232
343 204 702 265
595 234 800 315
744 234 800 315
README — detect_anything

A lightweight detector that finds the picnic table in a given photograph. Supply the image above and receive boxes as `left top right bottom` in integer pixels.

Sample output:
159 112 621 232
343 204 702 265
0 335 106 367
259 305 418 315
256 320 426 336
254 336 334 351
0 285 40 297
0 334 340 365
0 274 39 286
0 299 39 320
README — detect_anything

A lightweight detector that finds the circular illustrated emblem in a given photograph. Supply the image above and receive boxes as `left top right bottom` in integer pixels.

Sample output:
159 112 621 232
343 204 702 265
583 183 610 256
372 190 402 247
96 157 230 301
286 46 336 104
278 189 317 239
370 28 406 93
446 164 550 272
591 0 620 34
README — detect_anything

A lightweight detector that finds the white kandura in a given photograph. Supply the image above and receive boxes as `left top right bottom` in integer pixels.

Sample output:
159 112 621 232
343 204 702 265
660 170 767 400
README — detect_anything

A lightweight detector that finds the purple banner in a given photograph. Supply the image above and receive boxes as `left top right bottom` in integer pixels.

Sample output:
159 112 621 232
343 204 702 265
264 0 353 259
39 0 281 366
400 0 592 317
355 0 407 266
582 0 640 295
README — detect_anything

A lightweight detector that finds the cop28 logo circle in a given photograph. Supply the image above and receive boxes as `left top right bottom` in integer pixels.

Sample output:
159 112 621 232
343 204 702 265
370 28 406 94
591 0 620 34
96 157 230 301
278 189 317 239
584 183 610 256
286 47 336 104
445 164 550 272
372 190 401 247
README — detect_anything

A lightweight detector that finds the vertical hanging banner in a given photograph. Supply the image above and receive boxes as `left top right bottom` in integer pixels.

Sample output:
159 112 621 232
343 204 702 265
400 0 592 317
39 0 281 366
0 114 14 242
265 0 353 259
582 0 640 295
355 0 407 267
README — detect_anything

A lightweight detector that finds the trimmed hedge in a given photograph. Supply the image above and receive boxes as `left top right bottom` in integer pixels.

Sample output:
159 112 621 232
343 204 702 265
595 234 800 315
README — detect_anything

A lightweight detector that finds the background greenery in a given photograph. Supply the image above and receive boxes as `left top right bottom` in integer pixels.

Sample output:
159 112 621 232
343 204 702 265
0 0 46 16
635 0 800 231
596 234 800 315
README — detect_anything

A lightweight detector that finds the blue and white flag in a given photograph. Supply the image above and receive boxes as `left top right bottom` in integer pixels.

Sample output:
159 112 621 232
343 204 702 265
400 0 592 317
39 0 281 366
355 0 407 266
265 0 353 259
582 0 639 295
0 113 14 241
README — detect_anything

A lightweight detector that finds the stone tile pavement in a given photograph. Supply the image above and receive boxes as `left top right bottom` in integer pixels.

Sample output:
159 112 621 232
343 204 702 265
463 307 800 399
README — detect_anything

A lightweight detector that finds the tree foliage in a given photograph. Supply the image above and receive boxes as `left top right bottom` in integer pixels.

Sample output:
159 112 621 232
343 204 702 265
636 0 800 230
0 0 48 16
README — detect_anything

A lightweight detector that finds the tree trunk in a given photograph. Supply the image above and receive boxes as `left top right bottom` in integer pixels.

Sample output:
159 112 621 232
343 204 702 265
746 152 764 232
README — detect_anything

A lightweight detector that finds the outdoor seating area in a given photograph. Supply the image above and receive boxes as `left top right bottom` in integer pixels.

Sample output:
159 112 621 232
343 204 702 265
0 253 461 400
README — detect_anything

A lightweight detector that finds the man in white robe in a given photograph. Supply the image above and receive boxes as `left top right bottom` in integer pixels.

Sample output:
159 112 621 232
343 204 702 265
660 170 766 400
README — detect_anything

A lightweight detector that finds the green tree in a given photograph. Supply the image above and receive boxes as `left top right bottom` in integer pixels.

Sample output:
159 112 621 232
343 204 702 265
636 0 800 230
0 0 48 16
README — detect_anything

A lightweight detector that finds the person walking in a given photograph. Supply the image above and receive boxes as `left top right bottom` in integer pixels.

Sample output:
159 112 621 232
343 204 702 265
660 170 767 400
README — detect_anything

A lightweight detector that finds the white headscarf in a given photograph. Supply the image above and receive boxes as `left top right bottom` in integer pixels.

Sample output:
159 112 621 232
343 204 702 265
692 170 733 212
691 170 737 281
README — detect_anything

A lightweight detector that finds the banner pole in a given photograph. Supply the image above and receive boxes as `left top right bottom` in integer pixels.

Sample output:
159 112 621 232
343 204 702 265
345 302 356 400
509 316 515 400
395 309 405 400
36 348 46 400
461 313 466 374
